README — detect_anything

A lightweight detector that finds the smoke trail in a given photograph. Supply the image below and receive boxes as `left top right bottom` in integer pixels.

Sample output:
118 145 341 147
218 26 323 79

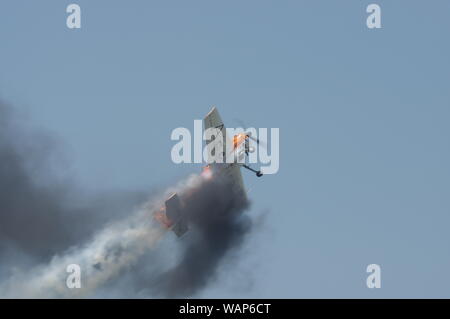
0 208 164 298
0 172 251 298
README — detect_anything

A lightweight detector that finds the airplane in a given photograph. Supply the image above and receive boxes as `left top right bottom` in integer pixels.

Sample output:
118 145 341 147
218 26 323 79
154 106 264 237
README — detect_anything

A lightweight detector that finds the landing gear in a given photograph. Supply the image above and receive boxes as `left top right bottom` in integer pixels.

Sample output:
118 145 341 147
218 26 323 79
243 164 263 177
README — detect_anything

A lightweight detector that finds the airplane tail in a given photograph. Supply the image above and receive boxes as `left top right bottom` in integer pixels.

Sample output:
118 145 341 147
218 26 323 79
165 193 189 237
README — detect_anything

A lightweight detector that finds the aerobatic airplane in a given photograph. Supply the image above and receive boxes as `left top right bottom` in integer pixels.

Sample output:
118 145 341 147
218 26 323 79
154 107 263 237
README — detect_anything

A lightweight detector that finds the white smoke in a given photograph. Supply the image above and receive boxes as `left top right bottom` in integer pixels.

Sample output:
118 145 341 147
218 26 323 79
0 174 205 298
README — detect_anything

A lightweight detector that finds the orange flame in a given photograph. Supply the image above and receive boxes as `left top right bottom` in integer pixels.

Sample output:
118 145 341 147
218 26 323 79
233 133 247 150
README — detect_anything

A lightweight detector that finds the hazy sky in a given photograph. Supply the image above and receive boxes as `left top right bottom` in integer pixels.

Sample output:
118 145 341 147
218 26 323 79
1 1 450 297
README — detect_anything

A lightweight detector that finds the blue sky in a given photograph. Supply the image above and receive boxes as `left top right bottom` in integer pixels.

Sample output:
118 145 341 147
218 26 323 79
1 1 450 297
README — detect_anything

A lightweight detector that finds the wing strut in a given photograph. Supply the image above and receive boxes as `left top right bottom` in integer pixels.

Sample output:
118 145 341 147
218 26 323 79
242 164 263 177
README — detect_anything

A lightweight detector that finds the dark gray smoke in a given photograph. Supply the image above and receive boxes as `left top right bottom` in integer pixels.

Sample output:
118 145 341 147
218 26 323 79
0 101 146 262
152 177 251 297
0 100 256 298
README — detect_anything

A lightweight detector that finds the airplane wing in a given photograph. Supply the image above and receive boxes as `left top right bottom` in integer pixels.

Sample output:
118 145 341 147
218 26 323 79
204 106 245 195
204 106 228 164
